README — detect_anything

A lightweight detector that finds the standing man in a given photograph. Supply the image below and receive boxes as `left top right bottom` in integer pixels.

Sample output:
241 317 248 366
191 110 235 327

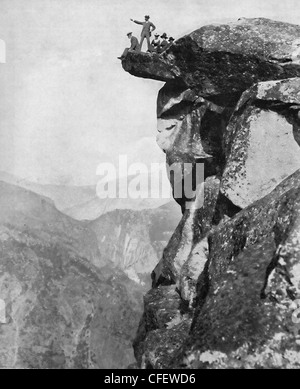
130 15 156 52
118 32 140 60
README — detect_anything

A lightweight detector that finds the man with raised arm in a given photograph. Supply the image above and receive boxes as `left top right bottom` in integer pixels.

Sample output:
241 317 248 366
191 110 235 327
130 15 156 53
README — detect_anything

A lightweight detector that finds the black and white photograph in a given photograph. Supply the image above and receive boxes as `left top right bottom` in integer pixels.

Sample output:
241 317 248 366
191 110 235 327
0 0 300 372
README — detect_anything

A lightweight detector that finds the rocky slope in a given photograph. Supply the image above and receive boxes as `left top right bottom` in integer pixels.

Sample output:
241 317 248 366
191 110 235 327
88 202 181 287
0 179 181 368
122 18 300 368
0 181 145 369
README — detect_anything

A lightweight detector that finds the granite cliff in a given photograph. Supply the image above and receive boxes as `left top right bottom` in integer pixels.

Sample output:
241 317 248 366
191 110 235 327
122 18 300 368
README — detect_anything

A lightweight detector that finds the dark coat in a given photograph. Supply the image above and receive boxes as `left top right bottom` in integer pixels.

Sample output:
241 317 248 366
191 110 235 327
157 39 168 53
151 38 161 51
133 20 156 37
130 36 139 51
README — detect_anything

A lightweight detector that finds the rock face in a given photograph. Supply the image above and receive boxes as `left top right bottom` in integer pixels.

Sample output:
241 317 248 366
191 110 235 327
152 176 220 288
156 82 231 211
122 18 300 369
89 202 181 286
221 78 300 208
183 170 300 369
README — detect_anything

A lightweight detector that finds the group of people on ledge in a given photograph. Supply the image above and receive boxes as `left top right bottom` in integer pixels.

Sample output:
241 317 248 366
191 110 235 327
118 15 175 60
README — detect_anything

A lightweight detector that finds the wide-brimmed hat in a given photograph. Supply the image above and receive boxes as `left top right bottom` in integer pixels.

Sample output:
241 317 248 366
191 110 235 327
169 37 175 41
145 15 150 19
127 32 132 36
161 33 168 39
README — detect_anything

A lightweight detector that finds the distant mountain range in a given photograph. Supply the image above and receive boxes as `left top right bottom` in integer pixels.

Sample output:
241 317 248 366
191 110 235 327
0 171 174 221
0 171 96 211
0 174 181 368
0 171 181 283
0 181 144 368
64 195 172 221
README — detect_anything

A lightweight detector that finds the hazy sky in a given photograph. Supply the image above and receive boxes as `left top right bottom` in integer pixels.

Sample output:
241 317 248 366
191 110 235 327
0 0 300 185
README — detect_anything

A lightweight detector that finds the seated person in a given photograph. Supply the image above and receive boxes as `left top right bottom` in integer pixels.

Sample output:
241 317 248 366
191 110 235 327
157 33 169 54
167 37 175 49
118 32 140 60
151 33 161 53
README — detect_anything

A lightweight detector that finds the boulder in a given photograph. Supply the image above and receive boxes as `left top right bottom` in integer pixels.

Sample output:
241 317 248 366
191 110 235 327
122 51 178 82
156 81 232 210
157 83 229 160
221 78 300 208
123 18 300 96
